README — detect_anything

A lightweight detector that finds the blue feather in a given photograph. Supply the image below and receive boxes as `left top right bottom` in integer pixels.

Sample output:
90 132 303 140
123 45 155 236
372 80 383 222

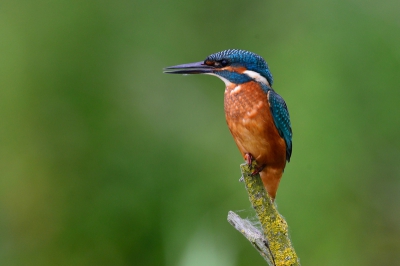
217 70 252 84
268 90 292 161
206 49 273 86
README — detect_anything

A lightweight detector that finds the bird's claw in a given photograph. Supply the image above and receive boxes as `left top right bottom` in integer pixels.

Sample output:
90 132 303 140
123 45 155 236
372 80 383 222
245 153 265 175
245 153 254 166
251 164 266 176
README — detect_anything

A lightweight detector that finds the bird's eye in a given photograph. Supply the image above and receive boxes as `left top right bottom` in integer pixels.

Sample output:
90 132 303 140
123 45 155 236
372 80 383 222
220 59 228 67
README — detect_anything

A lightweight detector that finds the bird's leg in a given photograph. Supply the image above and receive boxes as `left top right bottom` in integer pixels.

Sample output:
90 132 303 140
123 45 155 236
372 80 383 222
245 153 265 176
244 153 253 166
251 164 266 176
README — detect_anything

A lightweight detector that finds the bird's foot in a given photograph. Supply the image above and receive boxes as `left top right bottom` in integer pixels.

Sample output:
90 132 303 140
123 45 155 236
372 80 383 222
251 164 266 176
244 153 254 166
245 153 264 175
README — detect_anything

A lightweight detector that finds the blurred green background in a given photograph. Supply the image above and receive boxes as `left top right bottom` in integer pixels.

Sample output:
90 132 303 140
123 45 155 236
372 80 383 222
1 1 399 265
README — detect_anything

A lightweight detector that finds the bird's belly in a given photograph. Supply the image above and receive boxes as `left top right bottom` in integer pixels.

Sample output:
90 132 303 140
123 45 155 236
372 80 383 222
224 83 286 167
228 109 273 161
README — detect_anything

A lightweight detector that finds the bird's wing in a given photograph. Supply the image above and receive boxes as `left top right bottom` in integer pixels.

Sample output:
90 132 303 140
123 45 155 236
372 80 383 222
268 90 292 162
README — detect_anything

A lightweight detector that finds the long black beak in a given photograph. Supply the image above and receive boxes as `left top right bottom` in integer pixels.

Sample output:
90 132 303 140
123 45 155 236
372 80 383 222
163 61 214 74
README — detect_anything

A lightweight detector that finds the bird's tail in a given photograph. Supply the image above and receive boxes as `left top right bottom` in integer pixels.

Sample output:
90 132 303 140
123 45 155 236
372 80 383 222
260 168 283 201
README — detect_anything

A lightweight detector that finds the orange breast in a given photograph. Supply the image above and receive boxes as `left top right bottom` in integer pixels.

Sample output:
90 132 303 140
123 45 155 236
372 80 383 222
224 81 286 169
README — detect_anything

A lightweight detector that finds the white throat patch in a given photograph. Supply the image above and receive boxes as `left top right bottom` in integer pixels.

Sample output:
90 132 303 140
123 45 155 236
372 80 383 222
243 70 269 86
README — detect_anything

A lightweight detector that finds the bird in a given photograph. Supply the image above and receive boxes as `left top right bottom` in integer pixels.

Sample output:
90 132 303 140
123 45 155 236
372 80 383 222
164 49 292 200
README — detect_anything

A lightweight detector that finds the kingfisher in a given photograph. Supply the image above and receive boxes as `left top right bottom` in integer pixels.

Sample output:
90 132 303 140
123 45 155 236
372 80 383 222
164 49 292 200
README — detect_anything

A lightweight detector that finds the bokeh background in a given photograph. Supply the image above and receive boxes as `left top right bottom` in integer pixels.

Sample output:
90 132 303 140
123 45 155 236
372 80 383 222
1 1 399 265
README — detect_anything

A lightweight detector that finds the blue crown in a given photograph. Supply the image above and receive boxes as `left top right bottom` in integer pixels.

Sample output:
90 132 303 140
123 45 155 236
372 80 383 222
205 49 273 86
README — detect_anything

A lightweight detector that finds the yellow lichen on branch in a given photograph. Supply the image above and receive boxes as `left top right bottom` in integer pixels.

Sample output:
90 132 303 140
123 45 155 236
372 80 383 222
237 163 300 266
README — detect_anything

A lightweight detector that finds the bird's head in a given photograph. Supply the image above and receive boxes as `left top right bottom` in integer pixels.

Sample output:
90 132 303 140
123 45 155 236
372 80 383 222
164 49 273 87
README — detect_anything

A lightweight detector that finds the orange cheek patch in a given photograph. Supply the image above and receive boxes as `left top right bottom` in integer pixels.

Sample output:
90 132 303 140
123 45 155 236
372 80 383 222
222 66 247 73
235 67 247 73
